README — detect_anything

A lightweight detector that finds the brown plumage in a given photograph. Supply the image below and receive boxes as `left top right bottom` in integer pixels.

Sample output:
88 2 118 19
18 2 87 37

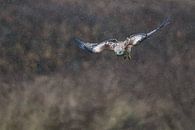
74 18 170 60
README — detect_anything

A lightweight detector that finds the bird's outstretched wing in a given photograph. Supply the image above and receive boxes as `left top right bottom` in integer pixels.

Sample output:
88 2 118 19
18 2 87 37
146 17 171 37
128 17 171 45
74 38 116 53
74 38 98 53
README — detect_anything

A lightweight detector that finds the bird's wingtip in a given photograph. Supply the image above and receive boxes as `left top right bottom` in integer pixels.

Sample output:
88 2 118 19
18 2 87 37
73 37 93 53
73 37 85 48
162 16 171 27
73 37 82 44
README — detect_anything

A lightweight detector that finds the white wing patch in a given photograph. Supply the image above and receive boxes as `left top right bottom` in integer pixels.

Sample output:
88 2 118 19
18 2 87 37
130 34 146 45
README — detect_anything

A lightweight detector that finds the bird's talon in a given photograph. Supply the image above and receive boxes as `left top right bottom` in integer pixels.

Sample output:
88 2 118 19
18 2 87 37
128 55 131 60
124 55 127 59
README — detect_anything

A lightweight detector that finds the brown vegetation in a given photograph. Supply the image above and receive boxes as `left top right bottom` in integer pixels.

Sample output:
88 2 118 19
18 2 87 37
0 0 195 130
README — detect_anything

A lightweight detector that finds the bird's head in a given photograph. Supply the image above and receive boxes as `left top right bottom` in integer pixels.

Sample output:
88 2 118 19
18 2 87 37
114 46 125 56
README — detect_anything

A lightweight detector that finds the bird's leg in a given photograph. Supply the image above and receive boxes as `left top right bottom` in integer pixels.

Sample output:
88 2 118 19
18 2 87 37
124 55 127 59
123 51 128 60
126 45 133 60
128 52 132 60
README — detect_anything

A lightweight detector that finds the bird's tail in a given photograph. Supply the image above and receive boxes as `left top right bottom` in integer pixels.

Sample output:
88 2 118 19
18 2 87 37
146 17 171 37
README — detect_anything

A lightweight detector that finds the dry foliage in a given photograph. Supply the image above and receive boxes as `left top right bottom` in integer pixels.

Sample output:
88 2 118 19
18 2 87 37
0 0 195 130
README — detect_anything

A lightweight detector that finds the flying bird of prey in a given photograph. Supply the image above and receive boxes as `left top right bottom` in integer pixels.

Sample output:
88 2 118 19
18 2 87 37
74 18 170 59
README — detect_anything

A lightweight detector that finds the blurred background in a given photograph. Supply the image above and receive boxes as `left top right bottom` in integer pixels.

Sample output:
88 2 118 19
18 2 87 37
0 0 195 130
